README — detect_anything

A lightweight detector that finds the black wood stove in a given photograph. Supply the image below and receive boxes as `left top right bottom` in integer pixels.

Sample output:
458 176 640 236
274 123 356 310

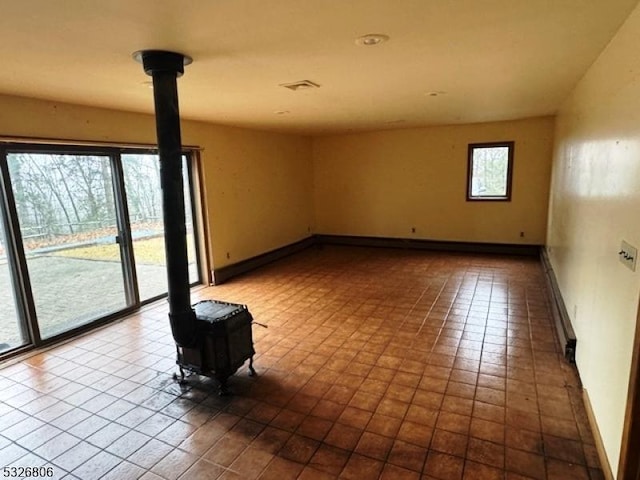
176 300 256 394
134 50 256 394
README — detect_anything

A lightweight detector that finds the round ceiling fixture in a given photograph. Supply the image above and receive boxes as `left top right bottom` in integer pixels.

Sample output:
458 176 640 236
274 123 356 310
355 34 389 46
132 50 193 66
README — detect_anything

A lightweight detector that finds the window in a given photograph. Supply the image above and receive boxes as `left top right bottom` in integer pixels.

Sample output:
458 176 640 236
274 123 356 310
0 143 201 355
467 141 514 201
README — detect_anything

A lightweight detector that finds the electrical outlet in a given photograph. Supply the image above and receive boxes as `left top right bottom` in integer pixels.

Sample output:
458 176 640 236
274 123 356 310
618 240 637 271
226 252 230 259
411 227 416 234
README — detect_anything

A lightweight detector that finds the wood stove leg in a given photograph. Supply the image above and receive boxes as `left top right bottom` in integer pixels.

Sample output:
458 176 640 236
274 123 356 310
248 356 256 377
217 376 230 396
172 365 186 385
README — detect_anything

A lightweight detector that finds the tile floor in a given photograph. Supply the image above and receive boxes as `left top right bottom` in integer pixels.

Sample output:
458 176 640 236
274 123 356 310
0 246 602 479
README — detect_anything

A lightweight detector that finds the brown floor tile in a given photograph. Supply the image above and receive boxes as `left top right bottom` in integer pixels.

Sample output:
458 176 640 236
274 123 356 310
424 451 464 480
380 462 421 479
505 447 546 480
311 399 345 421
442 395 474 416
475 386 505 407
387 440 428 472
419 375 449 393
430 428 469 457
387 383 416 403
298 466 337 479
340 452 385 479
413 390 443 409
324 423 362 451
251 425 292 454
308 444 350 475
582 443 601 469
546 458 590 480
296 415 333 441
463 460 504 480
337 406 372 429
179 459 225 480
324 384 356 404
228 446 274 480
470 417 505 444
436 411 471 435
506 408 541 432
473 401 505 424
376 397 410 419
348 390 382 412
247 402 282 423
397 420 433 448
543 434 586 464
449 369 479 386
355 431 394 460
508 392 539 414
446 381 476 400
278 433 320 463
258 457 304 480
466 437 505 469
360 378 390 395
405 404 439 427
366 412 403 438
270 408 305 432
204 435 248 467
477 374 506 391
505 426 544 455
0 248 607 480
540 415 581 441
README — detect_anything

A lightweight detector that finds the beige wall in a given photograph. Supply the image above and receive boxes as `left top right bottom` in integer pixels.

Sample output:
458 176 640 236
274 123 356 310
546 4 640 475
203 126 313 268
313 117 554 244
0 94 314 275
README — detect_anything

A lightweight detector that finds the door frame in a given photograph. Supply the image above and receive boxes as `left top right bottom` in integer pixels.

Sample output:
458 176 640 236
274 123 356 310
619 300 640 479
0 141 203 359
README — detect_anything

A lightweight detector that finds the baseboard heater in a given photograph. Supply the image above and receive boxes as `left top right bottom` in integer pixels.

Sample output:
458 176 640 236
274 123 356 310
541 249 577 362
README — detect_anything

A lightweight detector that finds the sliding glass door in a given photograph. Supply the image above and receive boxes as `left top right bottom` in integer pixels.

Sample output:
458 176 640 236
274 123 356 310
0 144 201 353
0 201 27 353
122 153 199 302
7 152 128 339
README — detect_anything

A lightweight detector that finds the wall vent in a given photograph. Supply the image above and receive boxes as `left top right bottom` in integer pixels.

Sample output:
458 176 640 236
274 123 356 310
279 80 320 91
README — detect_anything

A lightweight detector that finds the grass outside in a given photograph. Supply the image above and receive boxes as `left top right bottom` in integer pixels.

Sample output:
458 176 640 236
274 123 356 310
54 236 195 265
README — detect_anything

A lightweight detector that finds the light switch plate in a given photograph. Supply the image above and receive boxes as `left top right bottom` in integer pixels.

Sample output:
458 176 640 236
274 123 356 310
619 240 637 272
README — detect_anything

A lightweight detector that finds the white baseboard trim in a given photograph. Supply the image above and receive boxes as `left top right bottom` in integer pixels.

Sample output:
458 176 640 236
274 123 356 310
583 388 614 480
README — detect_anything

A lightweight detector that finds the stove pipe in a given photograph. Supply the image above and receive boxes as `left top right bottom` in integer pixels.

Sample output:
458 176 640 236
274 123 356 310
135 50 198 348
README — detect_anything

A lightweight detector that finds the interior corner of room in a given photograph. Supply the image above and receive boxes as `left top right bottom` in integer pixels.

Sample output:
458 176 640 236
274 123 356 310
0 1 640 478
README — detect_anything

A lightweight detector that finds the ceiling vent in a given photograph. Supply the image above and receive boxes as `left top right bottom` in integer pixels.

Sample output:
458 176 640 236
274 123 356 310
280 80 320 91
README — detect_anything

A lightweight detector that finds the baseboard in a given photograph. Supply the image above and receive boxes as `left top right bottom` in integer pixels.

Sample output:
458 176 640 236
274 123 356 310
540 247 577 362
315 234 541 256
212 234 542 284
583 388 614 480
211 236 315 284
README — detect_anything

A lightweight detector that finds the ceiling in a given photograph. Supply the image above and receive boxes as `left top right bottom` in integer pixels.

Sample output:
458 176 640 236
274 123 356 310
0 0 638 135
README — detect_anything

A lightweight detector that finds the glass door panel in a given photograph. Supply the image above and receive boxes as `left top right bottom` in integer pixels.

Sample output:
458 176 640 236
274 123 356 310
0 211 27 353
122 154 198 302
7 153 128 339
